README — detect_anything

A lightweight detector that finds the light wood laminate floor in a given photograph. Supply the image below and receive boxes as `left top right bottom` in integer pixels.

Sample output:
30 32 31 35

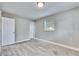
1 39 79 56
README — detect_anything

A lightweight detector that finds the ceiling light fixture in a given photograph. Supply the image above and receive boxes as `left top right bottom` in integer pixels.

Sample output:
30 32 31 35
37 2 45 8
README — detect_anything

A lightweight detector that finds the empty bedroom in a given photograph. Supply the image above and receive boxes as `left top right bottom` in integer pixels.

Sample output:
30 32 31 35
0 2 79 56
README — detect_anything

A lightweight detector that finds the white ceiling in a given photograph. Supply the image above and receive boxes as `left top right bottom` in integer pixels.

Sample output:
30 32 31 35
0 2 79 20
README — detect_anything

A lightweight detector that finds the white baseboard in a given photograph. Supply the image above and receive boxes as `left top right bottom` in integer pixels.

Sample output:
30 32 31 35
15 38 31 44
34 38 79 52
2 38 31 46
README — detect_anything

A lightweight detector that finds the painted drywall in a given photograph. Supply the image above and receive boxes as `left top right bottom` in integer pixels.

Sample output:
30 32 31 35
15 17 31 41
35 7 79 48
0 11 2 45
2 12 31 42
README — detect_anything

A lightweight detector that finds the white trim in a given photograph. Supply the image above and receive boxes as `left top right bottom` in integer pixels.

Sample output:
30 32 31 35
15 38 31 44
2 39 31 46
35 38 79 52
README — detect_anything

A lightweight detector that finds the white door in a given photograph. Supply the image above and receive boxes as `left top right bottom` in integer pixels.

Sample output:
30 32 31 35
2 17 15 46
29 22 35 39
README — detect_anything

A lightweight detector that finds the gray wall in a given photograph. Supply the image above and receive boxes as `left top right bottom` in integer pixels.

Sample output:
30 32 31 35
2 12 31 42
15 17 31 41
0 11 1 45
35 7 79 48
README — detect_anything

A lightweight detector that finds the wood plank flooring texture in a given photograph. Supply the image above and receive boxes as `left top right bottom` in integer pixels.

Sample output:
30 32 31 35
1 39 79 56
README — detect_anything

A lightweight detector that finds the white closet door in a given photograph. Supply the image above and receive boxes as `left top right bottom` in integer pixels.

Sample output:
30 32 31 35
2 17 15 46
29 21 35 39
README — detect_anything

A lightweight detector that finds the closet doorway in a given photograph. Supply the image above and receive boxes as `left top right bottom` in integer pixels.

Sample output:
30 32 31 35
2 17 15 46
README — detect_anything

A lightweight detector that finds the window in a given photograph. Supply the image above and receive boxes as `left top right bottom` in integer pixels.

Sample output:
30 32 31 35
44 18 55 31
